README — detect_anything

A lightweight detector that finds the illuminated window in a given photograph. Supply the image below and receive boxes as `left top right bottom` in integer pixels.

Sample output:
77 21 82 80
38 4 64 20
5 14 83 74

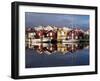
62 31 64 35
50 32 52 36
75 36 78 39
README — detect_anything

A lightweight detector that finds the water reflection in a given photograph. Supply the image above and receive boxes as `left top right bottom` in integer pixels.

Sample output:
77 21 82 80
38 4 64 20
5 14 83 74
26 42 89 68
26 42 89 55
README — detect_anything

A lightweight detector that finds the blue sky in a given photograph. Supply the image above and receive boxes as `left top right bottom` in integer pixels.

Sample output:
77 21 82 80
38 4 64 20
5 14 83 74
25 12 89 30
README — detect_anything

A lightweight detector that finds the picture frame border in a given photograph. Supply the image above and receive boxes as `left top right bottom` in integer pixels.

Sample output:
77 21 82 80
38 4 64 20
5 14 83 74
11 1 98 79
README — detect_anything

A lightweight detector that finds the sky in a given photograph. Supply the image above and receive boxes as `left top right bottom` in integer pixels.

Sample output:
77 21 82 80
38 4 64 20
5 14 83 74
25 12 89 31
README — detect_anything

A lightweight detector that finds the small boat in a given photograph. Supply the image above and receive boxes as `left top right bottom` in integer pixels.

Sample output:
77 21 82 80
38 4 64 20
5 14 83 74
62 39 79 43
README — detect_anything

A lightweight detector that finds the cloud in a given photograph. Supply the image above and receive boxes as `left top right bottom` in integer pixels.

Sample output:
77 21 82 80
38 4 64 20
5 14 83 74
25 12 89 30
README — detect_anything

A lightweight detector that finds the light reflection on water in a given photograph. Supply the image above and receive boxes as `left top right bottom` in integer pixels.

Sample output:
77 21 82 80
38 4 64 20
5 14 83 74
25 42 89 68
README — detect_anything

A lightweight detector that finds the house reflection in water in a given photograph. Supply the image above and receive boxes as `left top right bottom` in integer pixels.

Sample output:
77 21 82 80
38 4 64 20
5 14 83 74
26 42 89 55
25 26 90 68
